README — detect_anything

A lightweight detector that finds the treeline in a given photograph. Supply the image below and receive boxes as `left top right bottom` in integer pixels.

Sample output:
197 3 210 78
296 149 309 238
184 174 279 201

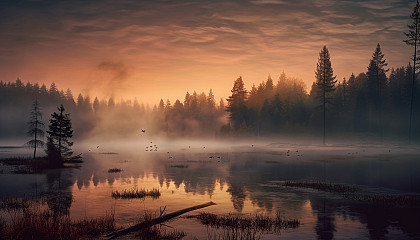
223 46 420 141
1 46 419 142
0 80 225 140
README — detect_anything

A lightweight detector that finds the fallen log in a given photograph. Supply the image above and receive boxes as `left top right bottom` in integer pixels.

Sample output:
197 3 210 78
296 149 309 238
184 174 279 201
105 201 216 239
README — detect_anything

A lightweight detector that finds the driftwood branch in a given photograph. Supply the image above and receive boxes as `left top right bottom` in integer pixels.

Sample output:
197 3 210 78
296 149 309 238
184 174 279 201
105 201 216 239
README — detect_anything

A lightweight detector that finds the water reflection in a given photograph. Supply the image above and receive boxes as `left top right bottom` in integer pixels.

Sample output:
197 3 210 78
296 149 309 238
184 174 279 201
1 145 420 239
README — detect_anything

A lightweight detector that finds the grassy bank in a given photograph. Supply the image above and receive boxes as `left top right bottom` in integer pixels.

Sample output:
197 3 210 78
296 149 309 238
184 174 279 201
0 208 116 240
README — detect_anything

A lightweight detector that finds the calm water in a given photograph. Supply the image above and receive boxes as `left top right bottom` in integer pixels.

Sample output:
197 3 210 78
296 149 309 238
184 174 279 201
1 140 420 239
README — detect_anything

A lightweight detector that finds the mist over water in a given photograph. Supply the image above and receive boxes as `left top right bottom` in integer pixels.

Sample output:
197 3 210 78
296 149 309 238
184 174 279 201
1 138 420 239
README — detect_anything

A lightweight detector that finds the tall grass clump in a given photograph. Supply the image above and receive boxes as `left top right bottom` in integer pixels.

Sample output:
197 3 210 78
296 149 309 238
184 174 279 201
283 181 420 206
195 211 299 240
0 208 116 240
196 212 300 231
283 181 359 193
111 188 161 199
135 210 186 240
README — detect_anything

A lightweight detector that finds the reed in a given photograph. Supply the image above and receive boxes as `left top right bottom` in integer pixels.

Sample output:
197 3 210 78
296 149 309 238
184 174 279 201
0 208 116 240
135 210 186 240
0 198 31 210
111 188 161 199
170 165 188 168
283 181 359 193
283 181 420 206
107 168 122 173
195 211 300 231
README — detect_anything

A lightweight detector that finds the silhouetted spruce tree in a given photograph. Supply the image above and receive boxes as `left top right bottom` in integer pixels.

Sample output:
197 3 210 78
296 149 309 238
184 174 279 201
226 76 248 130
315 46 336 145
404 0 420 142
366 43 388 136
26 98 45 159
46 104 73 163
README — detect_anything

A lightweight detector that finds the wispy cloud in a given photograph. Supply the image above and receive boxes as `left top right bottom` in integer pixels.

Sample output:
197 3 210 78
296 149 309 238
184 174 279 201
0 0 415 103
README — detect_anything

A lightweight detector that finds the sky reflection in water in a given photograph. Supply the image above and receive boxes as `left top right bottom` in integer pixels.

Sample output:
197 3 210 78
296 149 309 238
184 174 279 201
1 142 420 239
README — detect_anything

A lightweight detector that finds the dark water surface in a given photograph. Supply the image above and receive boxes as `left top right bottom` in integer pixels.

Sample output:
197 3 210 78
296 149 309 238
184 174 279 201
1 141 420 239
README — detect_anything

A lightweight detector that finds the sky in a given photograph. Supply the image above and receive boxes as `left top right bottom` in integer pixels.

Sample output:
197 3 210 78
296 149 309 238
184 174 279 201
0 0 416 105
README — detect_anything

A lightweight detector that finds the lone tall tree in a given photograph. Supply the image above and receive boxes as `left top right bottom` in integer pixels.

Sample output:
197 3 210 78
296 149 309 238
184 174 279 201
404 0 420 142
226 76 248 129
315 46 337 145
366 43 388 135
46 104 73 162
26 98 45 159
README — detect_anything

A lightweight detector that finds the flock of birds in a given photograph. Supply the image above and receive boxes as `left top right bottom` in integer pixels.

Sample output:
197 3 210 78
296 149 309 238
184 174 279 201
286 149 300 157
145 141 158 152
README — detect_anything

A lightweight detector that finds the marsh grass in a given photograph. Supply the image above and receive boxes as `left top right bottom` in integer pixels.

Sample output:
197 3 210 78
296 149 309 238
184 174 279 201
194 212 299 240
195 212 300 232
0 208 116 240
108 168 122 173
135 210 186 240
111 188 161 199
170 165 188 168
341 192 420 206
283 181 359 193
283 181 420 206
0 198 31 210
0 156 81 172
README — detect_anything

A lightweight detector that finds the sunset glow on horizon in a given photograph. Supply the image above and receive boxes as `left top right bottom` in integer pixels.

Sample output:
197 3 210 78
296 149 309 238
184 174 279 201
0 0 414 105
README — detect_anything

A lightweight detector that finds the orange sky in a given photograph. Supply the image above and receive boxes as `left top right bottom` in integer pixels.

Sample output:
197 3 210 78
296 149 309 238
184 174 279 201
0 0 414 105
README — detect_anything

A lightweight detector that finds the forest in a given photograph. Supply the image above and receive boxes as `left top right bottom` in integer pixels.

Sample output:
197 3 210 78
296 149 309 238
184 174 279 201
0 44 419 142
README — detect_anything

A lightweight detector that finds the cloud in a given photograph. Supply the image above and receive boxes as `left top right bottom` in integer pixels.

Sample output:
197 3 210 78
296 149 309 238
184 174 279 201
90 61 130 97
0 0 415 104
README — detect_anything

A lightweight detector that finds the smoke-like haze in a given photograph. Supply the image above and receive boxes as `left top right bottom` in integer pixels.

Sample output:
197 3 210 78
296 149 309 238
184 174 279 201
89 61 130 97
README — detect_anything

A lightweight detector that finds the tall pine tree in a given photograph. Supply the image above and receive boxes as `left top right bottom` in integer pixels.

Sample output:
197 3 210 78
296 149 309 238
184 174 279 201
46 104 73 163
404 0 420 142
26 98 45 159
366 43 388 136
226 76 248 130
315 46 336 145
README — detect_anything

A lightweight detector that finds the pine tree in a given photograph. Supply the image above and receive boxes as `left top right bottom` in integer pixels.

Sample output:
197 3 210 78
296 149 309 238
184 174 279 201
26 98 45 159
367 44 388 102
46 104 73 162
226 76 248 129
315 46 337 145
366 43 388 136
404 0 420 142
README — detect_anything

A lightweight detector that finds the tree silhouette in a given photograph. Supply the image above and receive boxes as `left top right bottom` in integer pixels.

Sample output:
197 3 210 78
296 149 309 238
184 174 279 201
314 46 336 145
226 76 248 130
26 98 45 159
46 104 73 162
404 0 420 142
366 43 388 135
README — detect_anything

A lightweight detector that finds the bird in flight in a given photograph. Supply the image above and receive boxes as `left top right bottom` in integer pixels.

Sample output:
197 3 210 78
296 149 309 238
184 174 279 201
141 129 146 133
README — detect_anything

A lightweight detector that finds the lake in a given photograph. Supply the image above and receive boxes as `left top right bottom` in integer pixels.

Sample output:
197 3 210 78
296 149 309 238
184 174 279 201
1 140 420 239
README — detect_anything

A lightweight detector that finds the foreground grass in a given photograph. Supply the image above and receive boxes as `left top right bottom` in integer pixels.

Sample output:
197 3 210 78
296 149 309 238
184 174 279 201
192 212 300 240
136 211 186 240
195 212 300 232
111 188 161 199
0 208 116 240
0 198 31 210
